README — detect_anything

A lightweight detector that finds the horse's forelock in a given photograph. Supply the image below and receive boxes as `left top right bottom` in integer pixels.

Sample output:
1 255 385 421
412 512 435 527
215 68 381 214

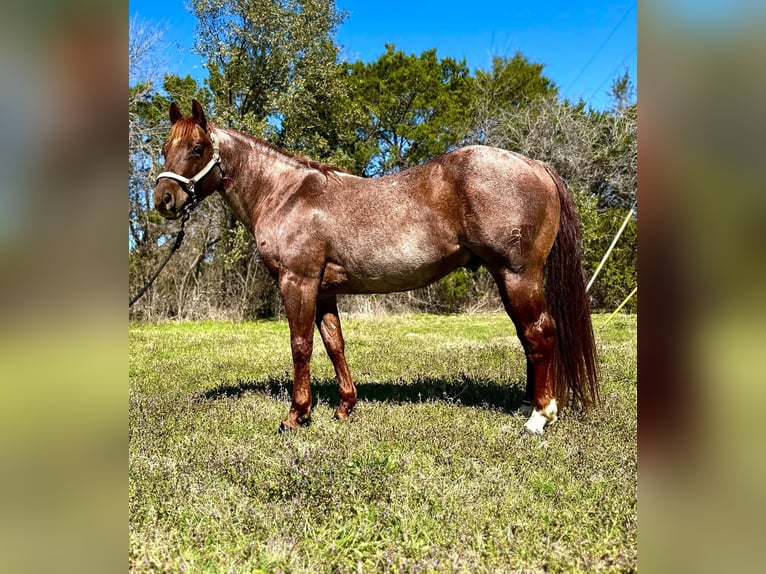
168 117 206 147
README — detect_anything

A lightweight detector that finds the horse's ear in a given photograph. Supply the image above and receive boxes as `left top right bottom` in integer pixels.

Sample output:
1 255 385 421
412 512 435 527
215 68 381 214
169 102 183 125
191 99 208 132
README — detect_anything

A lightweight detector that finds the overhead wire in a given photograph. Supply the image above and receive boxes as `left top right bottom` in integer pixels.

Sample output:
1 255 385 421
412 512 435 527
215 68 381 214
585 46 637 104
564 1 637 95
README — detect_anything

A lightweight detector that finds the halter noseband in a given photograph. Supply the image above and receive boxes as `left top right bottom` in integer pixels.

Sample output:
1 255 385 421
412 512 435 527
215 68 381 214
156 132 221 212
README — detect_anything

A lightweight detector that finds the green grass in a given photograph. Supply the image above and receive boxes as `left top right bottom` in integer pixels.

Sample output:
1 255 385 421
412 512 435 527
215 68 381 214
129 313 636 573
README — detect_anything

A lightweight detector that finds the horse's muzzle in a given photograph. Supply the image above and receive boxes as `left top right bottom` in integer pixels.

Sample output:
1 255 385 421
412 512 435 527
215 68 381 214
153 183 184 220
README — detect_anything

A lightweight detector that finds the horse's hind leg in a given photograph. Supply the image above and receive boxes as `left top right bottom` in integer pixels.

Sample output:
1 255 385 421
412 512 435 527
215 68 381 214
492 267 558 435
316 295 357 420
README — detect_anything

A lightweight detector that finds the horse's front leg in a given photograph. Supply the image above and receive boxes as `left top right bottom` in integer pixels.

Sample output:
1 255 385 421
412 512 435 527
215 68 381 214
316 295 357 420
278 269 320 433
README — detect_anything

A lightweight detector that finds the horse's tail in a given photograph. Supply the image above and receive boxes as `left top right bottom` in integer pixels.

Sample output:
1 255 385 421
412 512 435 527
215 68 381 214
543 165 599 408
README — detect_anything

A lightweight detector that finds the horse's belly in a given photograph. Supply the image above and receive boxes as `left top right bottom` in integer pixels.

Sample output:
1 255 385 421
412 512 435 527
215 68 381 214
322 218 471 294
321 243 471 295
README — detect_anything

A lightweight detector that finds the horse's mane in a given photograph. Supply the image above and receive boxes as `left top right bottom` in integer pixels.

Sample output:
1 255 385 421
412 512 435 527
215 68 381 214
170 117 347 177
251 136 348 177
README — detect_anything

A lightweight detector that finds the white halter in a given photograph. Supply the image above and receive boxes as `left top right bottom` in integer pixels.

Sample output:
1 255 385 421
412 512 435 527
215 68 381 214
156 132 221 209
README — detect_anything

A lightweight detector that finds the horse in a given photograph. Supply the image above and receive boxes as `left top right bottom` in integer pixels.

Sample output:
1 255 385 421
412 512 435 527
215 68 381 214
154 100 598 435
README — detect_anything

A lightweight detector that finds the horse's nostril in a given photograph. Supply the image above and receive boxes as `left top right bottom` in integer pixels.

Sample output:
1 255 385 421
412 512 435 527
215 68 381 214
163 192 173 209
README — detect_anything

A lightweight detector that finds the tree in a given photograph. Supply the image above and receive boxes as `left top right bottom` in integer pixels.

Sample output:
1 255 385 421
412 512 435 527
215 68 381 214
470 52 558 145
342 44 475 176
476 53 557 109
129 14 168 112
590 102 637 210
609 69 635 113
129 16 173 276
190 0 349 160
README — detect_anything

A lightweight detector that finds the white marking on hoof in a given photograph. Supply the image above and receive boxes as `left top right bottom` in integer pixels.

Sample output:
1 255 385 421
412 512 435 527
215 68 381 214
522 399 558 435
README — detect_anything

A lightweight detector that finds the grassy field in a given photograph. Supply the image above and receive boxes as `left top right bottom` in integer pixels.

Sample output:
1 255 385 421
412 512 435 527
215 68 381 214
129 313 636 573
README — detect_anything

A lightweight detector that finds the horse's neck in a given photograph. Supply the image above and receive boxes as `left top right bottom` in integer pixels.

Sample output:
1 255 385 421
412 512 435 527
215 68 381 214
213 127 305 231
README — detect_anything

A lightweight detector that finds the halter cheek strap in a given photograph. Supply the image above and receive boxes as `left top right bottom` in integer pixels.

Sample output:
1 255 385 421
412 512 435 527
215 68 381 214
156 132 221 208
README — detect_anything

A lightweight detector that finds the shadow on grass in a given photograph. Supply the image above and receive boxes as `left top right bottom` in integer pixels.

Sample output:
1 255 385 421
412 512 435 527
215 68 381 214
201 373 527 413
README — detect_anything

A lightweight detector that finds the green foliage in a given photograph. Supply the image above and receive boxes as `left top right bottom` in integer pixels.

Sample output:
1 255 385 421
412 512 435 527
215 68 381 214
439 268 474 303
190 0 349 160
342 45 475 176
609 69 635 113
424 268 497 314
589 102 637 211
130 313 637 572
576 194 637 312
470 53 558 146
162 74 214 116
475 52 558 112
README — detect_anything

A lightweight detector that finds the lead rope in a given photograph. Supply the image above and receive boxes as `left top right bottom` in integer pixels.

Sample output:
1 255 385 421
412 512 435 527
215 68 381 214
129 212 189 308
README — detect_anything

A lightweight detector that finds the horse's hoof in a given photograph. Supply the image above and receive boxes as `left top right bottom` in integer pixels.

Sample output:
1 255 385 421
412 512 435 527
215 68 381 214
333 414 355 423
277 421 304 434
277 415 311 434
521 400 557 436
333 407 355 421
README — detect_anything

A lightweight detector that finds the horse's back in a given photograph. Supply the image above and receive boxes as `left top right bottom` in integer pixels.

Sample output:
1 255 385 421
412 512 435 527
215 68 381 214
316 166 471 293
313 145 560 293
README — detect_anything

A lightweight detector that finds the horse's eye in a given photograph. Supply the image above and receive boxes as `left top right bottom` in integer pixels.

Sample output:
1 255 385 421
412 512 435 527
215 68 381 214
190 145 203 157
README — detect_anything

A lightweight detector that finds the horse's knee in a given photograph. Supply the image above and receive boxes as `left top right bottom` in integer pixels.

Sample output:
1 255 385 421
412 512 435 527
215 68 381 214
291 335 313 365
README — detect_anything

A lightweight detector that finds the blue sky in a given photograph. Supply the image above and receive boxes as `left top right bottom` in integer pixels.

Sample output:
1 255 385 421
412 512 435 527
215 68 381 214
129 0 636 111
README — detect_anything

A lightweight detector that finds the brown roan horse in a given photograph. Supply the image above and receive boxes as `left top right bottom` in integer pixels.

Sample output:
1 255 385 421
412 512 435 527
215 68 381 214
154 100 598 434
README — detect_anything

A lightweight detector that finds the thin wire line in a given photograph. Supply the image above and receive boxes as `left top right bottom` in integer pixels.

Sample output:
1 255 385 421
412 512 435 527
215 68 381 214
565 1 637 93
584 46 637 104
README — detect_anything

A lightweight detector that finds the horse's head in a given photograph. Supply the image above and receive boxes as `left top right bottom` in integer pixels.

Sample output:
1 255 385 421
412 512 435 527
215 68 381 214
153 100 222 219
